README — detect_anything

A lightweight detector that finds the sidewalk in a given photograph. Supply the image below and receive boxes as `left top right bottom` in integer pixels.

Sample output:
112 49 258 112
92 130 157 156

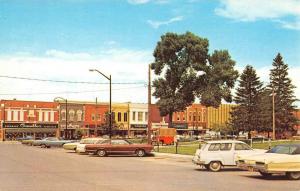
153 152 194 160
0 141 21 144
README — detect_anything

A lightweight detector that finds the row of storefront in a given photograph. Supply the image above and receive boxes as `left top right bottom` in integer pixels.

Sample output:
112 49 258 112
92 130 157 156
1 99 299 141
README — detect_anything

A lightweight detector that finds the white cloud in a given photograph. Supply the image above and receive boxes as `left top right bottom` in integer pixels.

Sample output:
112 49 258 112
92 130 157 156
0 48 153 103
147 16 183 29
127 0 168 4
127 0 150 4
215 0 300 30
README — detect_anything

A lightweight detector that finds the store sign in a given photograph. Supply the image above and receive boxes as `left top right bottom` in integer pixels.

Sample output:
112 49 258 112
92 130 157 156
3 123 58 128
130 124 148 128
171 123 188 129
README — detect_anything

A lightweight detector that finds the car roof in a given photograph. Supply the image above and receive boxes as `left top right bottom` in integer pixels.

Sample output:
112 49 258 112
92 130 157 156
205 140 246 144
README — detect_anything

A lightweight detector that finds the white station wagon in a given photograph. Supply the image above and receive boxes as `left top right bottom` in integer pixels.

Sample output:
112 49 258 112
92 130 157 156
192 140 266 172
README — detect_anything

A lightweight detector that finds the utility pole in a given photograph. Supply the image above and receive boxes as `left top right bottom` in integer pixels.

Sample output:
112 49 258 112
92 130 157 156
147 64 152 144
95 97 98 137
272 88 276 140
65 99 68 140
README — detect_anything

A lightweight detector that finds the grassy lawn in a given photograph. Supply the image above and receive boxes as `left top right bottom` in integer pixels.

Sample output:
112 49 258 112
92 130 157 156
154 140 300 155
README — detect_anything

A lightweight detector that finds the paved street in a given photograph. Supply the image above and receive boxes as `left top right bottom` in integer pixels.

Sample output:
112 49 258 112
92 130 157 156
0 143 299 191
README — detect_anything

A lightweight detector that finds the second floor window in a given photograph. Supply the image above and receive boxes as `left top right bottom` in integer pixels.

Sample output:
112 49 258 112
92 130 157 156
69 110 75 121
91 114 95 121
77 110 82 121
138 112 143 122
61 110 66 120
118 112 121 122
132 111 136 121
124 113 128 122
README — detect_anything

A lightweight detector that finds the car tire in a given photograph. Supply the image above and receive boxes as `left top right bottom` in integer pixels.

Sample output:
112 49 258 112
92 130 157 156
286 172 300 180
136 149 145 157
41 144 46 148
259 171 272 178
208 161 222 172
97 150 106 157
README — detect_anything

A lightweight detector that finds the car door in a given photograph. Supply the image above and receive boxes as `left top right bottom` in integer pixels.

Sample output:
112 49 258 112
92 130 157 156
110 140 131 154
233 143 253 163
219 143 234 165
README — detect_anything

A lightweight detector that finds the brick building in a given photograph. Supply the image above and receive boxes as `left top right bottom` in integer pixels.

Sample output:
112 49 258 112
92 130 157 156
0 100 59 141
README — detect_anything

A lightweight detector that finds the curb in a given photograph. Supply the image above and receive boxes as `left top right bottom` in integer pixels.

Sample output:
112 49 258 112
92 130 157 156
153 152 194 160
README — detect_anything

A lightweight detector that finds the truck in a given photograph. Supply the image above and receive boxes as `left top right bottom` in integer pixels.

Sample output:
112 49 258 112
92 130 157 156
152 128 176 145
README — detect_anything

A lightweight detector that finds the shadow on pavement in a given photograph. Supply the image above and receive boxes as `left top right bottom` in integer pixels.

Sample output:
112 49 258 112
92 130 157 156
242 175 292 181
194 168 244 172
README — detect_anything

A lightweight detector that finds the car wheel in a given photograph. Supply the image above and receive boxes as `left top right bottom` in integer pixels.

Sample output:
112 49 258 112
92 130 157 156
136 149 145 157
259 171 272 178
286 172 300 180
41 144 46 148
208 161 222 172
97 150 106 157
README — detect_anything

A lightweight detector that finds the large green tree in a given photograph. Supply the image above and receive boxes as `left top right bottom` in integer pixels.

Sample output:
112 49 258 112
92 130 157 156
230 65 263 137
151 32 238 127
269 53 297 135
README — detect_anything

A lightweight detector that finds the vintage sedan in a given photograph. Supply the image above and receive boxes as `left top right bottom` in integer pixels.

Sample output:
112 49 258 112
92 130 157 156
237 144 300 180
63 137 105 152
192 140 266 172
32 137 75 148
76 138 107 154
85 139 154 157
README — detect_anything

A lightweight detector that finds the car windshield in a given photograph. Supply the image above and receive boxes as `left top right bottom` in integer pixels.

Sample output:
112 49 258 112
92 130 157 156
267 145 298 154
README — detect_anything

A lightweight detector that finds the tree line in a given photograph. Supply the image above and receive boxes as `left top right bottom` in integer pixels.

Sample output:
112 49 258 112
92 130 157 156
151 32 298 137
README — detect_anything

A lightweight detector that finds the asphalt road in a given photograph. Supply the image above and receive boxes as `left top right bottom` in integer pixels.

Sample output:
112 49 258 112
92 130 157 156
0 143 299 191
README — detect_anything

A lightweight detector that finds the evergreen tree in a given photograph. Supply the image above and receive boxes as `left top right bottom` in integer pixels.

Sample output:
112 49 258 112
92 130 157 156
269 53 297 135
230 65 263 137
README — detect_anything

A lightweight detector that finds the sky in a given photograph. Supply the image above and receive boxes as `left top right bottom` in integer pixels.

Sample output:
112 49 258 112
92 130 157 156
0 0 299 106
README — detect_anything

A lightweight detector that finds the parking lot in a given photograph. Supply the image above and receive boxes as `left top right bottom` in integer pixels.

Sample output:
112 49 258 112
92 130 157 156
0 143 299 191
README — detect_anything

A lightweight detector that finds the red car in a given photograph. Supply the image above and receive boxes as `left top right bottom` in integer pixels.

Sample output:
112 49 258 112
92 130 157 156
85 139 154 157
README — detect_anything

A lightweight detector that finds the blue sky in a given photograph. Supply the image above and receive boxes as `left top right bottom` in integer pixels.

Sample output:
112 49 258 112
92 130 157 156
0 0 299 104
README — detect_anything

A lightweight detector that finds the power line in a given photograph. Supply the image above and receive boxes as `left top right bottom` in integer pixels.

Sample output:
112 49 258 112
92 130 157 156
0 85 147 96
0 75 147 85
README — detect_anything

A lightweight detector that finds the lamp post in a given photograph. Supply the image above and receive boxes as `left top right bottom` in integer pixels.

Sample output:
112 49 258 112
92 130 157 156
54 97 68 139
89 69 112 139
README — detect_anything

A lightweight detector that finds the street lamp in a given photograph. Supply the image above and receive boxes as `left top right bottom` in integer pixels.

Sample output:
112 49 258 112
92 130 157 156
54 97 68 140
89 69 112 139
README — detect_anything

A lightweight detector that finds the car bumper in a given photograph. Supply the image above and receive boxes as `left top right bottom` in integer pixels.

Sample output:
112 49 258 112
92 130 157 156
192 156 205 165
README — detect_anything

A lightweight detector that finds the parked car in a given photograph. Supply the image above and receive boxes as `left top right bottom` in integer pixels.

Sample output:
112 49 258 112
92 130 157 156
71 137 106 153
192 140 266 172
22 137 43 145
32 137 75 148
237 144 300 180
85 139 154 157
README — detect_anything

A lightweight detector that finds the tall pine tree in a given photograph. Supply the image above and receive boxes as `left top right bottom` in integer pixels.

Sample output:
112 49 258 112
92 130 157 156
269 53 297 136
230 65 263 137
